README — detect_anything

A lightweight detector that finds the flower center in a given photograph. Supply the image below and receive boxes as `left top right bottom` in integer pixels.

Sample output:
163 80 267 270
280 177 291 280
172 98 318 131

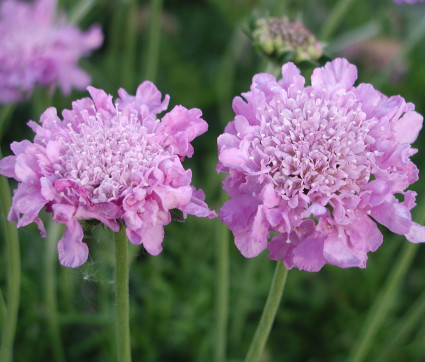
55 111 162 203
260 87 376 199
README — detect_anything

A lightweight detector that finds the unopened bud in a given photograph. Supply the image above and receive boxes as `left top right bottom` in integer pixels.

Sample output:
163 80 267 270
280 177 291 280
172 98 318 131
252 17 323 63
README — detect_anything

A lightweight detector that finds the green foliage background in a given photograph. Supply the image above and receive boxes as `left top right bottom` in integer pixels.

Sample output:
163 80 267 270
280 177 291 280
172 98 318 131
1 0 425 361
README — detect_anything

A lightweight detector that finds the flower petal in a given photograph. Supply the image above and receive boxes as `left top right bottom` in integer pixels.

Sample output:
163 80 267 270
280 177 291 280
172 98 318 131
405 222 425 243
392 111 423 144
57 219 88 268
311 58 357 89
371 199 411 235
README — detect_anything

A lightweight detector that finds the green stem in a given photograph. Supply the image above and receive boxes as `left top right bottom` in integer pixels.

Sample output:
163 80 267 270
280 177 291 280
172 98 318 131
244 262 288 362
347 242 418 362
374 287 425 362
44 221 66 362
230 257 262 347
0 151 21 362
215 218 229 362
144 0 163 82
69 0 97 25
123 0 138 91
114 225 132 362
32 87 53 119
320 0 356 41
0 104 16 141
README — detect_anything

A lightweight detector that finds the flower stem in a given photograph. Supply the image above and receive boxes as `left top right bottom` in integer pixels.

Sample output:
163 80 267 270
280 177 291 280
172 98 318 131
0 104 16 141
244 262 288 362
44 220 65 362
144 0 163 82
320 0 356 40
374 286 425 362
114 224 132 362
69 0 97 25
347 242 418 362
215 218 230 362
123 0 138 91
0 152 21 362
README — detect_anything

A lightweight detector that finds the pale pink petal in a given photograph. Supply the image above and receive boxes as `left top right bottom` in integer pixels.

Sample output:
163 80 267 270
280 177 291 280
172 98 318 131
140 223 164 255
154 185 192 210
220 196 258 231
405 222 425 243
57 219 88 268
323 229 367 268
0 155 16 178
371 200 412 235
392 111 423 144
180 188 217 218
311 58 357 89
10 184 46 228
279 62 305 90
345 213 383 252
292 236 326 272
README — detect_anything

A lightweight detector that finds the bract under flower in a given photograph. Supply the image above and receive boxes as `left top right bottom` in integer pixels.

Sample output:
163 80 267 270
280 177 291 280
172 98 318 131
217 58 425 272
0 81 216 267
0 0 103 104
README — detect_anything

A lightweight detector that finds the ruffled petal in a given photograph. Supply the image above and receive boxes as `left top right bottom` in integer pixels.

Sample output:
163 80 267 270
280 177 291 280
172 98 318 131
57 219 88 268
87 86 115 114
141 223 164 255
179 188 217 218
154 185 192 210
220 195 258 231
371 199 411 235
392 111 423 144
311 58 357 89
323 229 368 269
10 184 46 231
0 155 16 178
345 213 383 252
405 222 425 243
279 62 305 90
292 236 326 272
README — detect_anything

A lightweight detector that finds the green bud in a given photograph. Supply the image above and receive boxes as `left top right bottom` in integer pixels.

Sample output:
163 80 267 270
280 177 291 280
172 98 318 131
252 17 323 64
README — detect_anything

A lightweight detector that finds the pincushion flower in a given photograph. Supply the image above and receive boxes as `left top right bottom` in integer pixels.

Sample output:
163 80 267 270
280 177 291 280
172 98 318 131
217 58 425 272
0 0 103 104
0 82 216 267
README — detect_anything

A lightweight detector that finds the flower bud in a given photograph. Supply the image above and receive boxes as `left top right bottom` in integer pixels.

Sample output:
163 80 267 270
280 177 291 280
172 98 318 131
252 17 323 63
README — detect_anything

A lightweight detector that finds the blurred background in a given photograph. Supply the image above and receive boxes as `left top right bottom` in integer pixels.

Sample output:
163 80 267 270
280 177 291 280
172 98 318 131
1 0 425 361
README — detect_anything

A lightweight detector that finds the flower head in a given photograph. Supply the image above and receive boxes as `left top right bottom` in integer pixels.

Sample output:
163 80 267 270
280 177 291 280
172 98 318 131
0 0 103 104
217 58 425 272
0 82 216 267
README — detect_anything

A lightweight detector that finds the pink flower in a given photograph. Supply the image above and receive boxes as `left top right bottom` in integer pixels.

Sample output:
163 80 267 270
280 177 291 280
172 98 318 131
217 58 425 272
0 0 102 104
0 82 216 267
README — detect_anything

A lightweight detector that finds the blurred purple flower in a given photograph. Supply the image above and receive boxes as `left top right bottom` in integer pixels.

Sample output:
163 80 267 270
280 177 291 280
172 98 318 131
394 0 424 3
0 0 102 104
217 58 425 272
0 82 216 267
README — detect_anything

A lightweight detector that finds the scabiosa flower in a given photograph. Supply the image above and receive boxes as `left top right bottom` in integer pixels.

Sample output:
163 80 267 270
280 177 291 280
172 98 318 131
0 82 216 267
0 0 102 104
217 58 425 272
